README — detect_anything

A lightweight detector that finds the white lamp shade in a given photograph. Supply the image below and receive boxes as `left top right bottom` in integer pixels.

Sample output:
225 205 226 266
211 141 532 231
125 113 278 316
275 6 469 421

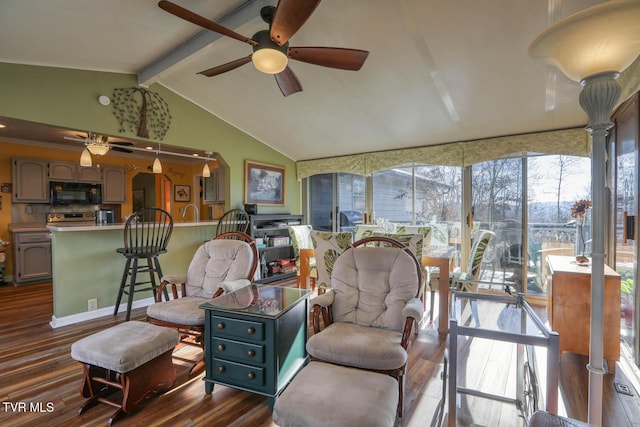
152 156 162 173
252 48 288 74
203 162 211 178
529 0 640 82
80 148 92 167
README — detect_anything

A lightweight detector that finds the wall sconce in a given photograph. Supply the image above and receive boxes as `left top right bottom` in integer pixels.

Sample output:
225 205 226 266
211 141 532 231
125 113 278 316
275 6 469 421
529 1 640 425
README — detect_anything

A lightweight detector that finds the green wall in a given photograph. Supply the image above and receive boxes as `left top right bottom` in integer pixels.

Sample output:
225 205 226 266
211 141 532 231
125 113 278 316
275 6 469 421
0 62 300 213
50 224 217 318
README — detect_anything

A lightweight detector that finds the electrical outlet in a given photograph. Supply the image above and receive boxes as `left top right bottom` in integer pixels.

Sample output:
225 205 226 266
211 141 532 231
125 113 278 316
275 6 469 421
88 298 98 311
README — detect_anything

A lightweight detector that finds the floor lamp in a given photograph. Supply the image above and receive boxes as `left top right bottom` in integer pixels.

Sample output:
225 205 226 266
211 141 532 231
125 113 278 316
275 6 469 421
529 1 640 425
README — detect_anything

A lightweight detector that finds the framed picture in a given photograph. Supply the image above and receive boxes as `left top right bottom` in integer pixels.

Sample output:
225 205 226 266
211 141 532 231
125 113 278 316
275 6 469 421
174 185 191 202
245 160 285 205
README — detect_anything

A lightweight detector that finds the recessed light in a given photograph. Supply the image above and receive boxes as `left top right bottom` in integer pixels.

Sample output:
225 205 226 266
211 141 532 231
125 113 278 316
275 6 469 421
0 124 6 129
192 153 200 157
145 146 154 150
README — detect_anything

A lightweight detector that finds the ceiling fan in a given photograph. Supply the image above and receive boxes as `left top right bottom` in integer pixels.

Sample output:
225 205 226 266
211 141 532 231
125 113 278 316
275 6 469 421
64 132 134 155
158 0 370 96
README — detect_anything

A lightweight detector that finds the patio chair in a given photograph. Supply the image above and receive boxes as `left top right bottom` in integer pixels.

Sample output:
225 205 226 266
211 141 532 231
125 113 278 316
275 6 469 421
452 229 495 292
288 225 317 289
303 230 353 292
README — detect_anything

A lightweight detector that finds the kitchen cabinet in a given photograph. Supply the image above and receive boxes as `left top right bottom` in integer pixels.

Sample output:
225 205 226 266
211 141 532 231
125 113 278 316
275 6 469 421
201 285 310 409
547 255 620 369
249 214 303 283
49 161 101 182
12 158 49 203
12 230 52 285
203 168 225 204
101 166 126 203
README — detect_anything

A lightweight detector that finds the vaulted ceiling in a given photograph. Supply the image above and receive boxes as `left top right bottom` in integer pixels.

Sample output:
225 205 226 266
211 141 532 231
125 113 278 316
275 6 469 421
0 0 604 161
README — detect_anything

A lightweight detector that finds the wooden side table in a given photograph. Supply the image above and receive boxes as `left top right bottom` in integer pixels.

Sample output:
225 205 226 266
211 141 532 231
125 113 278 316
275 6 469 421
546 255 621 370
200 285 310 409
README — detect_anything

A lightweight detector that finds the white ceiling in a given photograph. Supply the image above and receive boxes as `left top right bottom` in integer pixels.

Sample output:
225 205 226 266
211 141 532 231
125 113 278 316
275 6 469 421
0 0 604 161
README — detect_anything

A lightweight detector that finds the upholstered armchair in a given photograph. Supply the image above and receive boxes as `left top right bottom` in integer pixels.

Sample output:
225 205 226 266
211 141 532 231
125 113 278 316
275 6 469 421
287 225 317 289
306 236 424 417
146 231 258 376
371 230 428 307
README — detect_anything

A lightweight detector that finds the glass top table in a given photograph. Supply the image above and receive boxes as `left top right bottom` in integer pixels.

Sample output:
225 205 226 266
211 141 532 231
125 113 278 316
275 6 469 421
200 284 311 318
447 290 560 426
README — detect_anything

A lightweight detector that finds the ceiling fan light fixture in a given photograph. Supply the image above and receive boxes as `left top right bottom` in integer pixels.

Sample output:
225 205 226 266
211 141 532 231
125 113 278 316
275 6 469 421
251 30 288 74
85 133 110 155
80 148 92 167
252 48 288 74
86 143 110 156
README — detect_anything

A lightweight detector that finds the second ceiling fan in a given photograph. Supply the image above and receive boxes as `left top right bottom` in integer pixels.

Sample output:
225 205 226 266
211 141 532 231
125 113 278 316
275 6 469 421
158 0 369 96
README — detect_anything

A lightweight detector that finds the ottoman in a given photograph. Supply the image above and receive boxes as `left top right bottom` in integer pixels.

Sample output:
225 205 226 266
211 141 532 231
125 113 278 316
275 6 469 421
71 321 179 426
273 362 399 427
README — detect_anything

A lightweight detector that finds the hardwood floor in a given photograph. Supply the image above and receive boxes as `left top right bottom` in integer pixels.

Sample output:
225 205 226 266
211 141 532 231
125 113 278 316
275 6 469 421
0 282 639 426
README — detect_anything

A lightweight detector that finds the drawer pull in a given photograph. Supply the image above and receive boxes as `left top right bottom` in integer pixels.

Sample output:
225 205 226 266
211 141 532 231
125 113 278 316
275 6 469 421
217 366 225 373
247 372 255 380
216 323 225 330
247 327 255 335
247 350 255 358
217 344 225 352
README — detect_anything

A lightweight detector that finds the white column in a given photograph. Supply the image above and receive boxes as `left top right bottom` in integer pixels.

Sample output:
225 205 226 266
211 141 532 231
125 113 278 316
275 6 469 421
578 71 620 427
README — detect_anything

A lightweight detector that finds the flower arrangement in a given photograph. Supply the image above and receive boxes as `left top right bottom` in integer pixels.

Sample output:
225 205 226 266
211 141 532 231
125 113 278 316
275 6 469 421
570 199 591 263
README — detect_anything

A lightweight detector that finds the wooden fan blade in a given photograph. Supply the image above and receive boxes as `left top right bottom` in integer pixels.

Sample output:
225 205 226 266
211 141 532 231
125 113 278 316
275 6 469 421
158 0 257 46
198 55 253 77
111 146 133 154
274 67 302 97
288 47 369 70
270 0 321 46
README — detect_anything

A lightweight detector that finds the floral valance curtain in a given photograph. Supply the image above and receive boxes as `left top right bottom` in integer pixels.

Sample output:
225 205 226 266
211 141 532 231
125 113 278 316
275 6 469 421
619 56 640 108
296 127 590 180
296 62 640 181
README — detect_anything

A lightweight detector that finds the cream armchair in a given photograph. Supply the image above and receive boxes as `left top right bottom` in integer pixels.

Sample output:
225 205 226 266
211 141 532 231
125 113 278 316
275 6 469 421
306 236 423 417
146 232 258 376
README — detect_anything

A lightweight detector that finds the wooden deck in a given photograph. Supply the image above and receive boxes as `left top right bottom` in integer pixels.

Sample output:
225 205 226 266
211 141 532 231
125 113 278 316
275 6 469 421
0 281 639 426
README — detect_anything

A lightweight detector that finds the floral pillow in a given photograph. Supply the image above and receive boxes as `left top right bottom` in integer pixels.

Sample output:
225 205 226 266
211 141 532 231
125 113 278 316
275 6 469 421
310 231 353 290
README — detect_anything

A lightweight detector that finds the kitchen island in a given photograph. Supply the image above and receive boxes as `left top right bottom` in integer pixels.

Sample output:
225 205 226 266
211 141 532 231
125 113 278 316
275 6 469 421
47 220 218 327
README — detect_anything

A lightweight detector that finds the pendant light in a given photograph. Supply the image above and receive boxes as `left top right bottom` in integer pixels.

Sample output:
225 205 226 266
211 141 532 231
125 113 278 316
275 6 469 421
80 148 92 167
152 144 162 173
202 151 212 177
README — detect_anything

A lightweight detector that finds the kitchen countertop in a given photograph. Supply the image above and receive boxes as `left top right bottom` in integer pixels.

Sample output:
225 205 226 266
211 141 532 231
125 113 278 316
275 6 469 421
8 222 49 232
47 220 219 232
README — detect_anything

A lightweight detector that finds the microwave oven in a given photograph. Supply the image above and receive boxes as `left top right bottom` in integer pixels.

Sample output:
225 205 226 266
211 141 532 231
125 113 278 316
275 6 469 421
50 181 102 205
